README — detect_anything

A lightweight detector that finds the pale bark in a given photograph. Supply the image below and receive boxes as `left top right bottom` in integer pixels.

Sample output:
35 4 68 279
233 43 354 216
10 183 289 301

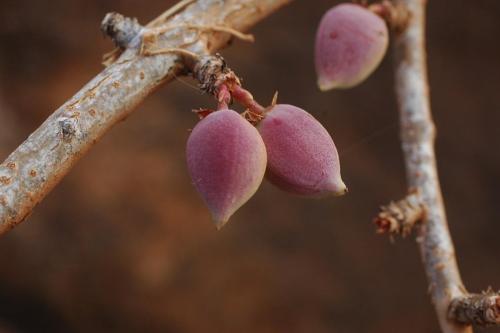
0 0 291 235
393 0 471 332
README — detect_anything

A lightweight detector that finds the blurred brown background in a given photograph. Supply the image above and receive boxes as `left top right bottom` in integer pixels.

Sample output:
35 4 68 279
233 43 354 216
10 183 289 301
0 0 499 332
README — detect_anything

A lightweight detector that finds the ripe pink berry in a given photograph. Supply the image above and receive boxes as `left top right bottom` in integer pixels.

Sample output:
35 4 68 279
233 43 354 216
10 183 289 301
315 3 388 90
258 104 347 197
187 109 267 228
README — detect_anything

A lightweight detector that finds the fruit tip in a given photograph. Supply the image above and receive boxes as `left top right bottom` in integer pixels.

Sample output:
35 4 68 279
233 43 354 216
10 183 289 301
317 78 337 92
213 215 231 230
331 179 348 197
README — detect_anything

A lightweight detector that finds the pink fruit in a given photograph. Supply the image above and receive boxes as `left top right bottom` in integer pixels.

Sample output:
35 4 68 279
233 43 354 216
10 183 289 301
258 104 346 197
186 109 267 228
315 3 388 90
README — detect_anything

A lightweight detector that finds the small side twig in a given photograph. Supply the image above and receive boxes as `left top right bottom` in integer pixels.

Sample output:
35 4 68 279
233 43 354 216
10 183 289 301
449 291 500 327
147 24 255 43
374 190 425 236
145 0 196 28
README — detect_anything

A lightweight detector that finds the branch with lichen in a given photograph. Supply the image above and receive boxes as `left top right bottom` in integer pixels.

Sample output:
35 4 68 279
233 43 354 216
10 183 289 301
0 0 291 235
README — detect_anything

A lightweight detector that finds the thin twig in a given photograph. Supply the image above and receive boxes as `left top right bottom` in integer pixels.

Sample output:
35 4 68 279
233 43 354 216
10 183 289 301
146 0 196 28
148 24 255 42
393 0 470 332
139 24 254 60
0 0 291 235
142 47 200 59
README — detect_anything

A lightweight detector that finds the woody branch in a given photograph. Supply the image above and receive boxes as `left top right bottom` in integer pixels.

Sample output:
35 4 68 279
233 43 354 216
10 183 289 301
0 0 291 235
387 0 498 331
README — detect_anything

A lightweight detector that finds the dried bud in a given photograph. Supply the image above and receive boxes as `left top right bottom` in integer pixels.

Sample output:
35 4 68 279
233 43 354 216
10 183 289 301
315 3 388 90
187 109 267 228
258 104 346 197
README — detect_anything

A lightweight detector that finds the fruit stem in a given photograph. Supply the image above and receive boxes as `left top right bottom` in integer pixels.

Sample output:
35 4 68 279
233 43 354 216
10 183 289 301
216 84 231 110
230 85 266 115
393 0 471 332
194 54 267 118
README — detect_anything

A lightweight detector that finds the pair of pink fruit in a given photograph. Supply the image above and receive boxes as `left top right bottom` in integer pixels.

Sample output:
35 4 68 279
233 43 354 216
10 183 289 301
187 3 389 227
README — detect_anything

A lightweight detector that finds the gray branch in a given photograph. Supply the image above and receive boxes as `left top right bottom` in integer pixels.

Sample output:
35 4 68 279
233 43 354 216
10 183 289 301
374 190 425 236
393 0 471 332
0 0 291 235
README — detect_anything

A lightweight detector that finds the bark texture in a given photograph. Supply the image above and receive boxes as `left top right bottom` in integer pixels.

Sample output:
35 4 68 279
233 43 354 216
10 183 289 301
393 0 470 332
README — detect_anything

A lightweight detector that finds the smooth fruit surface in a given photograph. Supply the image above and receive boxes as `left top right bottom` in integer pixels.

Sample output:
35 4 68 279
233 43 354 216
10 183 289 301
258 104 346 197
186 109 267 228
315 3 388 90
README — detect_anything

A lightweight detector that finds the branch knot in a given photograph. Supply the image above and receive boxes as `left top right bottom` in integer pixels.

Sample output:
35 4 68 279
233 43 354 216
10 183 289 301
373 190 425 236
193 54 241 97
449 291 500 327
101 12 143 49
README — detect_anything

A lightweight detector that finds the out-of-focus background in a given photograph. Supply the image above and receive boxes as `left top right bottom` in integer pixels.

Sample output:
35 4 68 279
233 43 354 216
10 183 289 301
0 1 499 332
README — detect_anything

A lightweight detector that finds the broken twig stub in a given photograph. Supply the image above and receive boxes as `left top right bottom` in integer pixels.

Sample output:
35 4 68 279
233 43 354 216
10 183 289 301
449 291 500 327
374 190 425 236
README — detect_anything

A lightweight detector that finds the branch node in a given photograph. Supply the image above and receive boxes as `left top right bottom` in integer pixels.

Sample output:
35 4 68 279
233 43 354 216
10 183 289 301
193 54 241 97
101 12 143 49
58 118 78 142
449 291 500 327
191 54 266 116
373 190 425 236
